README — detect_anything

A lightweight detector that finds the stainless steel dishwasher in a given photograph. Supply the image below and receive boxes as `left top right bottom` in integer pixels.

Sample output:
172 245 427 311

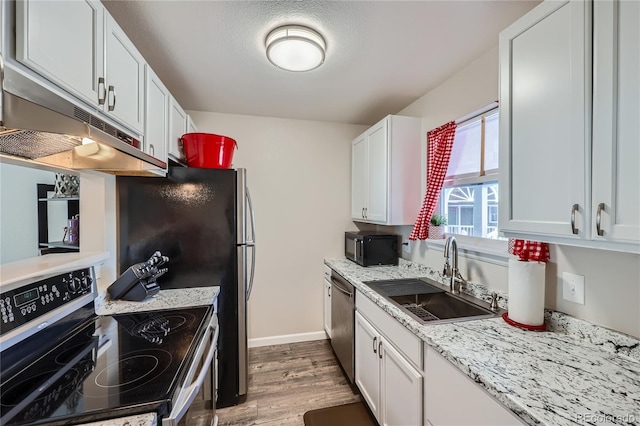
330 270 355 383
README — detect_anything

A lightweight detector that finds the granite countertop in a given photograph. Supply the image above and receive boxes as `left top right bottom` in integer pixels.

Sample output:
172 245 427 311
95 286 220 315
325 258 640 426
79 413 156 426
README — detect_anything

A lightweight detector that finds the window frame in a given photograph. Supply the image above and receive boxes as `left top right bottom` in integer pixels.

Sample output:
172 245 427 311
438 103 501 241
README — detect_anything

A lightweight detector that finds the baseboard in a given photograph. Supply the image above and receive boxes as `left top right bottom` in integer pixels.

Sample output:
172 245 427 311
248 331 328 348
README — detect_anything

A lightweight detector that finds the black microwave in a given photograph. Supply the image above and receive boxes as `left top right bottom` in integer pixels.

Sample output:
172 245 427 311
345 231 399 267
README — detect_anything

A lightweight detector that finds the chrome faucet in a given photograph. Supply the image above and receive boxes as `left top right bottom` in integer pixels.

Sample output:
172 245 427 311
443 236 466 294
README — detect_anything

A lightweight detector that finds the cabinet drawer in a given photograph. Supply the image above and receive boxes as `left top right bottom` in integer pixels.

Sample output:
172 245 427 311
324 264 332 280
356 290 422 370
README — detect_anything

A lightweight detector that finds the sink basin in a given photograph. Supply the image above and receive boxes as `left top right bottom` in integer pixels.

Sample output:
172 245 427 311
364 277 501 324
389 292 492 321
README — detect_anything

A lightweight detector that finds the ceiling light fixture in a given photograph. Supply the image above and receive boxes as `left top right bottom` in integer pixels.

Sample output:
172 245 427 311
265 25 326 72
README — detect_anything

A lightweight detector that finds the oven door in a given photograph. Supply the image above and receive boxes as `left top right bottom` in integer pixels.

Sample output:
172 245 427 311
164 314 219 426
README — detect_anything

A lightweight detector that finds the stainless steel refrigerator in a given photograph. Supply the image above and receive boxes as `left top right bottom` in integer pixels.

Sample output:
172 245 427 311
116 167 255 408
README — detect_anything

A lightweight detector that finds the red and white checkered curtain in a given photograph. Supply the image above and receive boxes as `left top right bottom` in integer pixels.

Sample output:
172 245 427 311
409 121 457 240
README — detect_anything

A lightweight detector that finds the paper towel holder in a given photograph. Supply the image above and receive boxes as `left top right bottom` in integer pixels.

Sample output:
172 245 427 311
502 312 546 331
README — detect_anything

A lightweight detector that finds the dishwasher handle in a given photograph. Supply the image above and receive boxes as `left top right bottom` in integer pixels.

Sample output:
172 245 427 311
331 279 353 298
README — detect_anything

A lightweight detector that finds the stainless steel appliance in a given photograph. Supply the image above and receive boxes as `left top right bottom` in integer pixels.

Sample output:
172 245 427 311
117 167 256 407
0 266 218 425
345 231 399 267
330 270 355 383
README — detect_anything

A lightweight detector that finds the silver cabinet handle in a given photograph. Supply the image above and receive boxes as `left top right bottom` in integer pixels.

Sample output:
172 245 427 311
596 203 605 236
98 77 106 105
108 85 116 111
571 204 579 235
373 336 377 354
361 207 364 218
378 340 382 359
364 207 367 219
149 143 155 156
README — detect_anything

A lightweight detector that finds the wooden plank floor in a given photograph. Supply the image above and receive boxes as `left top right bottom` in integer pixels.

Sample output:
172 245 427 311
216 339 362 425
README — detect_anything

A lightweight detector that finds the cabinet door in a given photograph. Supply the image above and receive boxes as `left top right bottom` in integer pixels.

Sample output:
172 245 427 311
352 134 368 220
144 66 169 164
355 311 380 420
366 119 388 223
591 0 640 244
16 0 104 107
169 97 188 161
499 0 590 238
424 347 523 425
323 278 331 338
105 14 145 134
186 115 198 134
380 338 422 426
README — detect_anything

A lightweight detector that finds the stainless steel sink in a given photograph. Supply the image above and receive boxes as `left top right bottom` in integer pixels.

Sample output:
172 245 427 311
364 277 502 324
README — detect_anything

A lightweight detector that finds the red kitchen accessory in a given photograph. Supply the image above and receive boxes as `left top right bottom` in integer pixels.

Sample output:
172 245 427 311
181 133 237 168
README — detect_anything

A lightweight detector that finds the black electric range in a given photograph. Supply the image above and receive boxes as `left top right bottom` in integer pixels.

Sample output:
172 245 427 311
0 267 214 426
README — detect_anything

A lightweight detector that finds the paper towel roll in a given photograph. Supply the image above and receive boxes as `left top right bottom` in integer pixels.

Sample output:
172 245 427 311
508 258 546 326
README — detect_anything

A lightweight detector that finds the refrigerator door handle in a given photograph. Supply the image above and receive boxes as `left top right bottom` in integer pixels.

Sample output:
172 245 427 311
245 188 256 300
246 188 256 245
247 245 256 300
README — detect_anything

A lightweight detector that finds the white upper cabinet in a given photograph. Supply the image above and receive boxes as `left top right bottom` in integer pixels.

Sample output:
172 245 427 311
144 65 169 165
499 0 639 253
186 114 198 134
499 0 590 239
591 0 640 244
16 0 104 107
169 97 188 162
351 133 368 220
351 115 421 225
104 14 145 134
15 0 145 135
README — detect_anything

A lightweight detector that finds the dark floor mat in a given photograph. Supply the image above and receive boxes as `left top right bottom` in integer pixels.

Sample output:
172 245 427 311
303 402 376 426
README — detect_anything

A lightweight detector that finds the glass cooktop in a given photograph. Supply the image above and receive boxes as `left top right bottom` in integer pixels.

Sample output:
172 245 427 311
0 305 211 425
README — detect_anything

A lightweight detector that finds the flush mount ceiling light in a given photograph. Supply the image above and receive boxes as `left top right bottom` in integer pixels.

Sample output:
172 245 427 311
265 25 326 72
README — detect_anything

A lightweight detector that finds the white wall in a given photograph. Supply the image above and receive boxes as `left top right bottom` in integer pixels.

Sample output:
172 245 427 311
188 111 367 341
394 47 640 338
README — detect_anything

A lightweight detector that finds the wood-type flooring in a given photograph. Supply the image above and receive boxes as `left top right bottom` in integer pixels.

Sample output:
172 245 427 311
216 339 362 426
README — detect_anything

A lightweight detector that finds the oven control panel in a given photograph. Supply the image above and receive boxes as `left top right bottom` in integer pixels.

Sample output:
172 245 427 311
0 268 94 336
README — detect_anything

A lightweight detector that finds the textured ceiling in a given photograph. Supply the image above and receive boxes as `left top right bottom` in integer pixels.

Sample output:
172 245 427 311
103 0 539 126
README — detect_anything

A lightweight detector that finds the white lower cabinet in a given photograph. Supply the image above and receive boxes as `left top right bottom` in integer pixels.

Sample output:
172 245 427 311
323 266 331 338
424 346 524 426
355 311 422 426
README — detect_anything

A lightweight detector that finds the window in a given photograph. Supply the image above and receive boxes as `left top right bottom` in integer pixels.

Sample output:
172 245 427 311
440 106 500 240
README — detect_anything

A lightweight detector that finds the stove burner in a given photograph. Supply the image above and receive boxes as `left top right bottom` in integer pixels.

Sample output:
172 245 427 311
116 312 196 344
0 369 80 408
95 355 159 388
78 349 172 397
55 342 95 365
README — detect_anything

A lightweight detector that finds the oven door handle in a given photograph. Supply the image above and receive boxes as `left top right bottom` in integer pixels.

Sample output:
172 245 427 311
164 318 219 426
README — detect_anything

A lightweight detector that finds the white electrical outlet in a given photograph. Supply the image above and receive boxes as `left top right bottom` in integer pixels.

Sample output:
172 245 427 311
402 239 411 253
562 272 585 305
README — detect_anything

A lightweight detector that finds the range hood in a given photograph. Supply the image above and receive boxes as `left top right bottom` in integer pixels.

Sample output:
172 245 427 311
0 55 166 173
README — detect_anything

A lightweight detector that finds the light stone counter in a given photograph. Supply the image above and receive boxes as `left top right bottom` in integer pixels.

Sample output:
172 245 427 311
95 286 219 315
325 258 640 426
79 413 156 426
